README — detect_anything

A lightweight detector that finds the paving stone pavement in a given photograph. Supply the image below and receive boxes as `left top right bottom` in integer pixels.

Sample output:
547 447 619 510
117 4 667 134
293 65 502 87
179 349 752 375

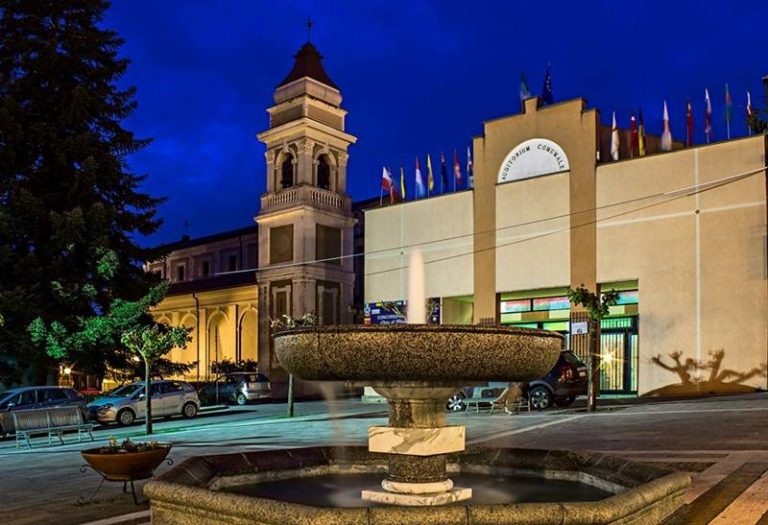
2 394 768 524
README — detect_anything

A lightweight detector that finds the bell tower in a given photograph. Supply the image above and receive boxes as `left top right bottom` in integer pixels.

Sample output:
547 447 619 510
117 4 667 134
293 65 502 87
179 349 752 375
255 39 357 378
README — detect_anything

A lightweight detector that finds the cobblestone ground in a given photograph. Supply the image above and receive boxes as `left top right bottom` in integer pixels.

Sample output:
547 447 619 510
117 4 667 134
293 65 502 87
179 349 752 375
2 394 767 524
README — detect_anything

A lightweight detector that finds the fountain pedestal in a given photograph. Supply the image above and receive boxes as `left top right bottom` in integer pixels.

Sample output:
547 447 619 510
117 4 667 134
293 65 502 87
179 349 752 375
361 382 472 506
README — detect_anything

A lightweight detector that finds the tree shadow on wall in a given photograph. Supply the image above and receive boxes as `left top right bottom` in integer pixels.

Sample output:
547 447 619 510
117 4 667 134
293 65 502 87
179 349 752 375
646 349 767 396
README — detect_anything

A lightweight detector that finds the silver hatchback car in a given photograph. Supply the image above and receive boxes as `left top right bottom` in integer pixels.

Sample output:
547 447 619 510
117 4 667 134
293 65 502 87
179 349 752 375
87 380 199 426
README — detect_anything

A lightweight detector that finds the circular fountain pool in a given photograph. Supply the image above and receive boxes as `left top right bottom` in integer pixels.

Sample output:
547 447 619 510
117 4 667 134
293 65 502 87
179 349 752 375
146 446 690 524
218 471 612 507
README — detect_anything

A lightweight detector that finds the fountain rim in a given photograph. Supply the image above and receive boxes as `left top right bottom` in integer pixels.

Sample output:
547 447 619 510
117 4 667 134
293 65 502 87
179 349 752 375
272 323 565 340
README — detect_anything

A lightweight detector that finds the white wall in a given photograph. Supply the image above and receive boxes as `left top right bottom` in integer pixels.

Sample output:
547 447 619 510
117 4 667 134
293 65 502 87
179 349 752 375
365 192 474 303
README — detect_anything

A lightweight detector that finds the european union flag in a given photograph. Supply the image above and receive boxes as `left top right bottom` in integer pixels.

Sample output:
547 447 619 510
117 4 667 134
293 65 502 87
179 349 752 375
541 65 554 106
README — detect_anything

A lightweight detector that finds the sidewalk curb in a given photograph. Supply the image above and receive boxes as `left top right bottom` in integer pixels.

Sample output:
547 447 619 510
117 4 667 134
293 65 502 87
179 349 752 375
76 510 150 525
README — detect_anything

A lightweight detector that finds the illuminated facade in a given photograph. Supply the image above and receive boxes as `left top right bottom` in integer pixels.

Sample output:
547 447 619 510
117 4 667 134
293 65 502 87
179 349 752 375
150 42 357 391
151 39 767 398
365 96 768 397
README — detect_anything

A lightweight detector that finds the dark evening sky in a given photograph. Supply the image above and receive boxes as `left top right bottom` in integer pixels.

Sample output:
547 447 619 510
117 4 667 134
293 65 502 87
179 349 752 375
105 0 768 246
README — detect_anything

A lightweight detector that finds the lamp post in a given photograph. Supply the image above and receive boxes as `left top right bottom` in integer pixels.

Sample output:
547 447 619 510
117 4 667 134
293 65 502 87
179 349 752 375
62 365 73 388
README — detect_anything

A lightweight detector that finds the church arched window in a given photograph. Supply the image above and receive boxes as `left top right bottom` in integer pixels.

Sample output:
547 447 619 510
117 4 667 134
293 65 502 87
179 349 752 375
317 155 331 190
280 154 294 189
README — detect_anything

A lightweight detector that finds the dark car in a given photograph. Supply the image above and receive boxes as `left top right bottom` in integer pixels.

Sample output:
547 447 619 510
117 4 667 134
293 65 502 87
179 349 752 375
198 372 271 406
524 350 588 409
0 386 87 435
446 350 587 412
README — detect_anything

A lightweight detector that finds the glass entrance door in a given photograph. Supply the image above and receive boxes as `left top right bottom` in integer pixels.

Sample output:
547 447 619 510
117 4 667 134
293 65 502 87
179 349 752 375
599 317 639 395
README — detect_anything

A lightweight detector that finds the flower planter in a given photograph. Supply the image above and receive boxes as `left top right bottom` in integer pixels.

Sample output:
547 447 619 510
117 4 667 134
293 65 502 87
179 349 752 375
81 444 171 481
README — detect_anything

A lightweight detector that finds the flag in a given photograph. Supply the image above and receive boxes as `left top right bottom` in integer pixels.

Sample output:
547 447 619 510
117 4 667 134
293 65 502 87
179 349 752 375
453 149 462 190
661 101 672 152
541 64 554 105
380 166 394 205
704 88 713 143
414 157 426 198
610 111 620 161
630 114 639 158
686 101 694 147
466 146 474 189
440 151 448 192
399 166 406 200
638 109 646 157
520 73 531 109
381 166 393 192
747 91 753 135
426 154 435 193
725 83 733 139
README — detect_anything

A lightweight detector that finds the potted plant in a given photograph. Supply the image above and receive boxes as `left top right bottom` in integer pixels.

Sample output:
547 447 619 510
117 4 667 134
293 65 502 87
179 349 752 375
81 437 171 481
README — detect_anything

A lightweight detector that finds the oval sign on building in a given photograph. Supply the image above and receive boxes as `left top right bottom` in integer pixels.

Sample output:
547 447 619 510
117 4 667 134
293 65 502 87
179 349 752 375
497 138 570 184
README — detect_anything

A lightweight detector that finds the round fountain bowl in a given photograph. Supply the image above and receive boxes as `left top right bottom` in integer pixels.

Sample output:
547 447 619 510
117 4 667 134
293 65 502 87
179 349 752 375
273 324 564 383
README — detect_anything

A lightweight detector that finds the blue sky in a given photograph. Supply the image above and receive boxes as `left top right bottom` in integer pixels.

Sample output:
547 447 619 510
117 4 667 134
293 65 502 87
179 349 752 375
105 0 768 245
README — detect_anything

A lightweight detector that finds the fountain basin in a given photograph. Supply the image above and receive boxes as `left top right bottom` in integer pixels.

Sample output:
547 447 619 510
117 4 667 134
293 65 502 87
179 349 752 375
273 324 564 383
144 446 690 524
272 324 567 505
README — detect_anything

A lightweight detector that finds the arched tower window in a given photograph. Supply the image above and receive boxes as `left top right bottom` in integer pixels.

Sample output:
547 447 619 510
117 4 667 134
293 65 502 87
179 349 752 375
281 154 294 189
317 155 331 190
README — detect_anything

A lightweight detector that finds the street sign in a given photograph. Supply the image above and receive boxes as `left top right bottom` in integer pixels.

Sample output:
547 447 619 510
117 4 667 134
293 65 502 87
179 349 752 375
571 321 589 335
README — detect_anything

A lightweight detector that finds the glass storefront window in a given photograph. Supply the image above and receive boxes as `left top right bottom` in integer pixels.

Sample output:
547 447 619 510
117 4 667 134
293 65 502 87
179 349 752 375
612 290 638 305
500 299 530 313
532 296 570 311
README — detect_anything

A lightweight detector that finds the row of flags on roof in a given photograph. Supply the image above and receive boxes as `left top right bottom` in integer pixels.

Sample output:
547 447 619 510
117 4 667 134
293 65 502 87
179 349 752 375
377 69 762 198
380 149 473 204
608 85 758 161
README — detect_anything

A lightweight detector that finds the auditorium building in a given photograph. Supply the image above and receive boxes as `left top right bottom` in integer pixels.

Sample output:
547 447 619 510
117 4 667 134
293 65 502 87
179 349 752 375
365 96 768 397
151 38 768 398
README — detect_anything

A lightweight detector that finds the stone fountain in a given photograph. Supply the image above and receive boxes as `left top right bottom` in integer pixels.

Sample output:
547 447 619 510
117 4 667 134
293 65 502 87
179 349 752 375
145 251 690 523
273 323 563 506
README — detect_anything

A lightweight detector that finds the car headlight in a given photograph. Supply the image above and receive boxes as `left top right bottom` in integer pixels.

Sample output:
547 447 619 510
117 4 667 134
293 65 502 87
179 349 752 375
97 403 113 412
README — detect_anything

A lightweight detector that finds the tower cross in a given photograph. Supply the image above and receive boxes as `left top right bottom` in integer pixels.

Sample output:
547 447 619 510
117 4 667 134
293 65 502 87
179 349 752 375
306 17 313 42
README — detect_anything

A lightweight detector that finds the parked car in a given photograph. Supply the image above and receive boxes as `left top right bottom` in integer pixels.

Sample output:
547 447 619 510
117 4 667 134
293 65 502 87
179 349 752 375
87 380 199 426
0 386 87 435
525 350 588 409
446 350 588 411
197 372 271 406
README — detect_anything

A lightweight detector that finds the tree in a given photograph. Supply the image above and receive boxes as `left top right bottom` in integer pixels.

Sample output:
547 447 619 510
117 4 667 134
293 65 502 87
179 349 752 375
28 265 170 384
122 323 190 435
210 359 258 376
567 285 619 412
111 357 197 384
0 0 164 384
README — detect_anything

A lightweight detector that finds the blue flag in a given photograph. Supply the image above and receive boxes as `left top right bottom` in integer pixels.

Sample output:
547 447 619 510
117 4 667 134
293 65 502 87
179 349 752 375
414 157 426 198
541 65 554 106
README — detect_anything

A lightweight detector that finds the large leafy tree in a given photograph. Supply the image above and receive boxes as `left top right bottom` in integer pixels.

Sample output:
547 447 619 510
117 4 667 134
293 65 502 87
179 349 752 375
0 1 163 383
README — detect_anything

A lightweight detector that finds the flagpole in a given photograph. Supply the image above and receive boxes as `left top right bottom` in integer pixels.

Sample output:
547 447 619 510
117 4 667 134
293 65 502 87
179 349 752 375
453 150 456 192
379 187 383 206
